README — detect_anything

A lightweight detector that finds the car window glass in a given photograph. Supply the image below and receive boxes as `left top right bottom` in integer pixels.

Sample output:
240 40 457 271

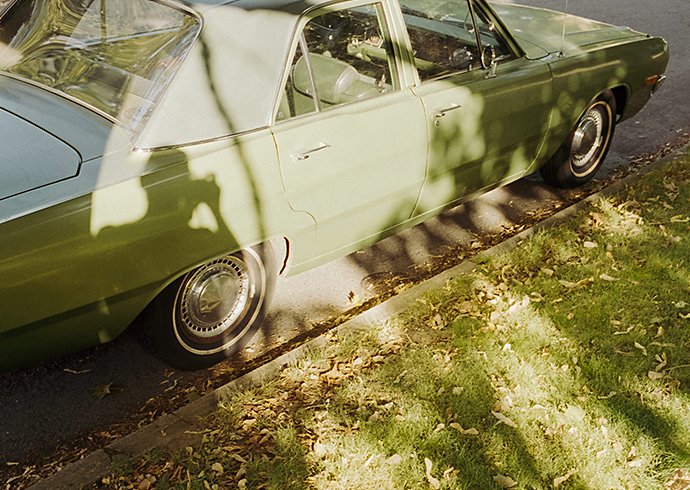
277 3 397 122
0 0 199 135
399 0 513 82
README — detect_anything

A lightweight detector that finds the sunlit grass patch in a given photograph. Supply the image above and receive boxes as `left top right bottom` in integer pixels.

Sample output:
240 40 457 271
268 154 689 488
472 156 690 485
97 154 690 489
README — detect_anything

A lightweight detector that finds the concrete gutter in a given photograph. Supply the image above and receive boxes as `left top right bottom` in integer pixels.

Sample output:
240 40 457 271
28 146 687 489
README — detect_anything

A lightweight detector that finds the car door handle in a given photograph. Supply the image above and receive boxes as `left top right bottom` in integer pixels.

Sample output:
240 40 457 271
293 143 331 161
433 104 463 120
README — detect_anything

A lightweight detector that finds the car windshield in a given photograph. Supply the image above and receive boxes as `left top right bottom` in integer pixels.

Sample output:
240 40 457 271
0 0 199 135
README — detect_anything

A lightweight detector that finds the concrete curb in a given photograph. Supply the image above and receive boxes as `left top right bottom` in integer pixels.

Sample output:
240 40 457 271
29 147 687 489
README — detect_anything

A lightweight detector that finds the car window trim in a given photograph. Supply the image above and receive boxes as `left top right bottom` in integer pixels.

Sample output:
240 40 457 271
474 0 526 59
299 33 322 113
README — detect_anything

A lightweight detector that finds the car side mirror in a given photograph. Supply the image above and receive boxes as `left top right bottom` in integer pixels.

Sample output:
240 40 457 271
482 44 497 79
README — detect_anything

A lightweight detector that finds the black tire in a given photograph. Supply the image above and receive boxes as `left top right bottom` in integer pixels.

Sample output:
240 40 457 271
143 244 276 370
540 91 616 188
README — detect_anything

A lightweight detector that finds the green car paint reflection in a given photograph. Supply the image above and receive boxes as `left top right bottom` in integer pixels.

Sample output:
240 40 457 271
0 0 669 370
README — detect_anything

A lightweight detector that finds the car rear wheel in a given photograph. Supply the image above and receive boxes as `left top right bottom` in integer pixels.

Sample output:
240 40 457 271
144 244 276 370
540 91 616 188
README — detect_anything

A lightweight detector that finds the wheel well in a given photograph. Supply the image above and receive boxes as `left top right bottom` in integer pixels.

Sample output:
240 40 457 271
271 236 290 275
610 86 628 118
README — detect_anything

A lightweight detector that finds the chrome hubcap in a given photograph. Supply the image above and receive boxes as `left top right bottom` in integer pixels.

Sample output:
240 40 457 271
180 257 250 339
571 105 606 171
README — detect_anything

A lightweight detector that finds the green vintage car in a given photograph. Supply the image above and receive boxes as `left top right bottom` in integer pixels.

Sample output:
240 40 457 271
0 0 668 370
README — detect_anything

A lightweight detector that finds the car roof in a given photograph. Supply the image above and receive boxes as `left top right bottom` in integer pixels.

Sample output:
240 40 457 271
180 0 323 15
139 0 317 148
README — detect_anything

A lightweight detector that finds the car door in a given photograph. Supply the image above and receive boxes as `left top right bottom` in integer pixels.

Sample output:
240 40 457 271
397 0 554 218
272 1 427 263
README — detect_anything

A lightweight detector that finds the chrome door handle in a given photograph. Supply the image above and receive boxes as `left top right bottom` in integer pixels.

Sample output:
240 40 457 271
433 104 462 120
293 143 331 161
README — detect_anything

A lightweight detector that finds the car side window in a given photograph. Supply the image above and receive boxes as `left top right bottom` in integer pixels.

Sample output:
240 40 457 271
399 0 513 82
277 3 397 122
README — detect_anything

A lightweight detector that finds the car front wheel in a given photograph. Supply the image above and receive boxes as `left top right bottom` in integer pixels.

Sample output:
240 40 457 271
144 244 276 370
540 91 616 188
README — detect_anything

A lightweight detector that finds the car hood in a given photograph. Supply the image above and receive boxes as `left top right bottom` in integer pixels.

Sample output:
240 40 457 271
492 3 645 59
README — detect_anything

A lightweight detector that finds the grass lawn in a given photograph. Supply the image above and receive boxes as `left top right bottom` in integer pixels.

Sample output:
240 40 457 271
99 151 690 489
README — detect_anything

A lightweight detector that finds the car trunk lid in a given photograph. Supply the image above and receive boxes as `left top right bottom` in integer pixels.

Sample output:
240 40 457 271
0 75 129 162
0 107 81 200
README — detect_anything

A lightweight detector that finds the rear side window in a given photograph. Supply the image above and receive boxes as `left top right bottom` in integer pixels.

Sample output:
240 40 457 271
277 2 398 122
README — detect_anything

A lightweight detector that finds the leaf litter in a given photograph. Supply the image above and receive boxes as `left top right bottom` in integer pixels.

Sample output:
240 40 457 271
14 146 689 490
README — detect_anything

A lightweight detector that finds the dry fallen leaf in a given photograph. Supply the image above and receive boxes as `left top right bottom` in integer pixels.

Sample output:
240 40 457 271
599 273 620 282
425 458 441 489
450 423 479 435
492 411 517 428
597 391 617 400
394 370 408 384
494 474 518 488
432 314 445 330
655 353 668 372
92 382 114 400
63 368 91 375
369 411 382 423
138 478 153 490
554 469 576 487
577 277 595 287
664 468 690 489
387 454 403 465
615 349 635 357
229 453 247 463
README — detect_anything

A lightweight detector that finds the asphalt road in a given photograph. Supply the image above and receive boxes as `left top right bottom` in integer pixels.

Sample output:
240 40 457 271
1 0 689 484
